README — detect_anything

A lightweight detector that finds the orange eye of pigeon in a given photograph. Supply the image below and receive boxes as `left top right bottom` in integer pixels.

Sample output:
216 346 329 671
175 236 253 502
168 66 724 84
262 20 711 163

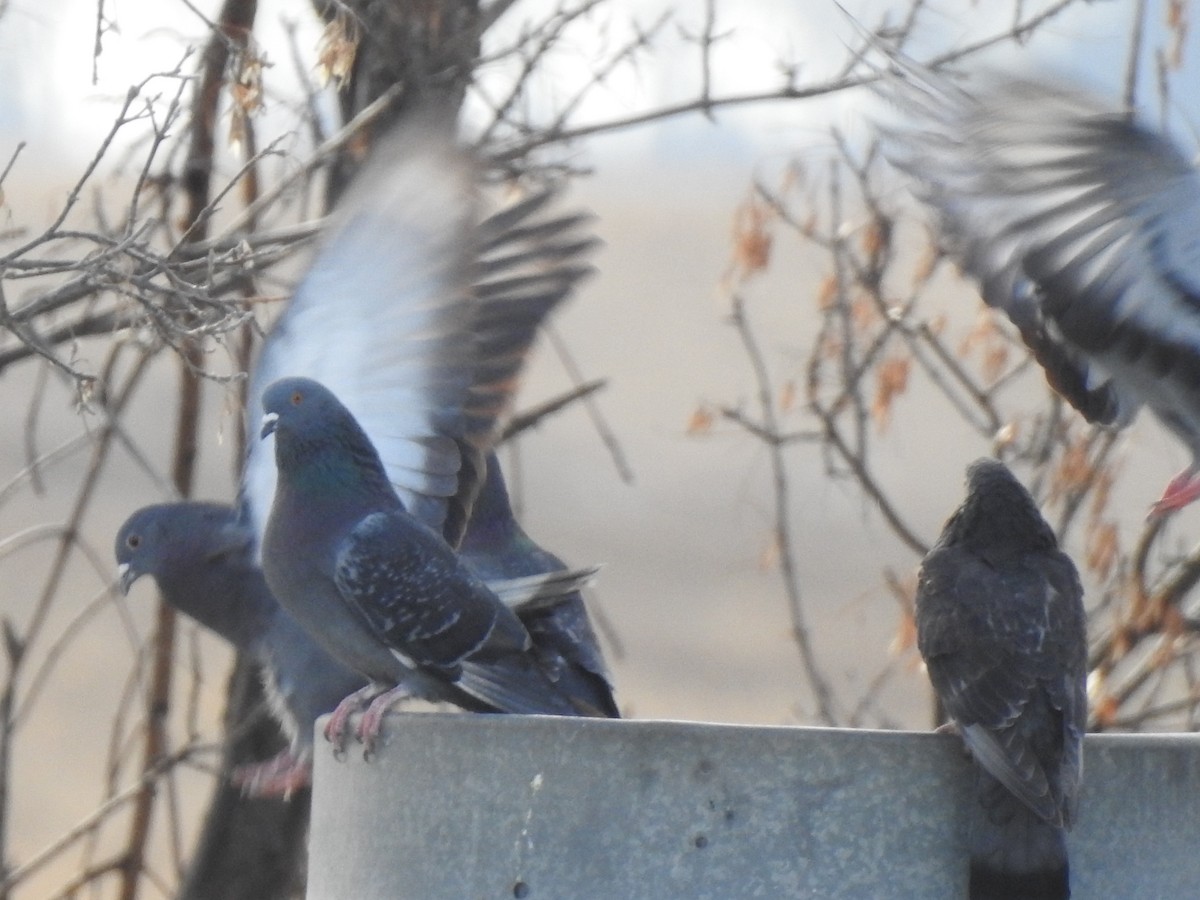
126 534 141 549
291 391 303 406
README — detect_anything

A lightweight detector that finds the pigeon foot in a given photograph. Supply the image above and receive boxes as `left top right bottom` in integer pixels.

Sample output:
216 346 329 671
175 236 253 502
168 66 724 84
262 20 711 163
324 684 385 757
232 750 312 799
1149 467 1200 519
356 684 416 758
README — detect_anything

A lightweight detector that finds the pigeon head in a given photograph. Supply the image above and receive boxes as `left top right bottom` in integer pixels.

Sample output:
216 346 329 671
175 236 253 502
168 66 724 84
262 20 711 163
115 501 274 648
115 504 171 593
260 376 395 497
115 502 252 595
940 458 1058 555
260 376 338 440
260 376 370 449
115 504 225 595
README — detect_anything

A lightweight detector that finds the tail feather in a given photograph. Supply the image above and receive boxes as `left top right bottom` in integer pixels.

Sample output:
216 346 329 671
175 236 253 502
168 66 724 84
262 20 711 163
486 566 601 611
456 657 589 717
969 863 1069 900
970 771 1071 899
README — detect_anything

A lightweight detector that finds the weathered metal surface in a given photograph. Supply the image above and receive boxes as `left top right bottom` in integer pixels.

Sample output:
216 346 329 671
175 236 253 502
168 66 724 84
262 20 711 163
308 715 1200 899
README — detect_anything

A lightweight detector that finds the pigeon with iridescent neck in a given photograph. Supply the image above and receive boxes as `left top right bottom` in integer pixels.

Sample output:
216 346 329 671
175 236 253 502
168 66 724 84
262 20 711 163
233 117 605 748
260 377 604 733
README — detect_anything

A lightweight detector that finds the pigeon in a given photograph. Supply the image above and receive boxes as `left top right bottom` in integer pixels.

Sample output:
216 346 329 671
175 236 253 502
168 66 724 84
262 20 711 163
879 63 1200 515
915 458 1087 900
116 497 602 778
231 117 603 747
115 502 368 796
259 376 602 738
459 452 618 718
241 116 599 553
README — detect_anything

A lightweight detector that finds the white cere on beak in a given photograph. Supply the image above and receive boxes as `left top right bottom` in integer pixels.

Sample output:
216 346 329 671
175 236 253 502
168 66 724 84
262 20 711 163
117 562 135 594
260 411 280 439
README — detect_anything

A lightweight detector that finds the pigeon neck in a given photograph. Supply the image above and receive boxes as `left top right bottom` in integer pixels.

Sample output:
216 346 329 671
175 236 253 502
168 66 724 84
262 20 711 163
158 563 274 652
946 494 1057 557
276 431 396 507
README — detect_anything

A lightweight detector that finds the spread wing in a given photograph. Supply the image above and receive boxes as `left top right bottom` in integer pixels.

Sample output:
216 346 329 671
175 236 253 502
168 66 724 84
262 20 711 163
243 120 597 550
881 66 1200 436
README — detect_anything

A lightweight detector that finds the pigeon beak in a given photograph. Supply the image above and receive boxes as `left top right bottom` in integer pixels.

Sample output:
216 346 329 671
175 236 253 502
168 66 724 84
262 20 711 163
260 411 279 439
117 562 138 595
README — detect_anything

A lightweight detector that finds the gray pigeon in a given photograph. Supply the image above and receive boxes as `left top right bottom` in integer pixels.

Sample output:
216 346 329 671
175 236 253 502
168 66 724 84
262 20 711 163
115 502 367 796
460 452 618 717
880 64 1200 515
260 376 601 733
236 118 603 746
916 459 1087 900
116 498 604 779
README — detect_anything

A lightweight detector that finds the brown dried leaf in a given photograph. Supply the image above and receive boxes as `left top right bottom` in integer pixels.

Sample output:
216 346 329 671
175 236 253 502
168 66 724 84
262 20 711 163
1162 605 1187 638
889 608 917 656
317 14 359 87
1089 466 1117 519
851 294 877 332
779 380 796 413
781 160 806 195
815 274 838 311
911 238 939 287
861 216 891 260
957 309 1001 360
1054 439 1095 498
1167 0 1185 29
818 332 844 363
228 47 265 148
730 200 773 280
982 345 1009 384
686 405 715 435
1092 693 1120 728
1086 521 1119 581
800 211 819 238
872 355 911 431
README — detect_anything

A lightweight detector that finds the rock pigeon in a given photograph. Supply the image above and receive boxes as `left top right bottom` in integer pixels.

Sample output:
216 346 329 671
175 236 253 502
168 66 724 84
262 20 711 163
260 376 602 734
915 458 1087 900
115 502 367 796
233 118 603 746
880 64 1200 515
460 451 618 718
116 490 605 782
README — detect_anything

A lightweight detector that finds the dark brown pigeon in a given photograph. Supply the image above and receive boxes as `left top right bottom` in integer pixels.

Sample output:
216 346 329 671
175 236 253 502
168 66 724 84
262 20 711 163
916 459 1087 900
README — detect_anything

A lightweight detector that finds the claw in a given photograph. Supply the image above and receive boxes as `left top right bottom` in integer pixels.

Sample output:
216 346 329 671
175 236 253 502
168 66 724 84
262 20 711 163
355 684 416 757
323 684 385 757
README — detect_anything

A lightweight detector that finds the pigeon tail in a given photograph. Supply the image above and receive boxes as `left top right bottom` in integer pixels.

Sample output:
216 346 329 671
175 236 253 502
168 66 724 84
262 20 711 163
456 656 592 717
487 566 601 613
969 772 1071 900
969 864 1069 900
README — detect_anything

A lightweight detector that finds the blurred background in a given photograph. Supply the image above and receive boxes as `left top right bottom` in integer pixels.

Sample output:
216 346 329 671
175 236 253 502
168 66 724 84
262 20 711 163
0 0 1195 896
